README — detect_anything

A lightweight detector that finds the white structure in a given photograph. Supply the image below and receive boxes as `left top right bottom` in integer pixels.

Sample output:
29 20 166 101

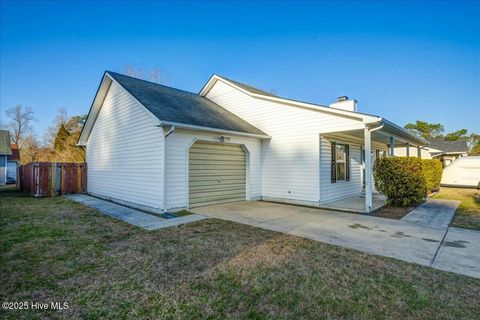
78 72 426 213
441 156 480 188
0 130 12 185
396 137 468 166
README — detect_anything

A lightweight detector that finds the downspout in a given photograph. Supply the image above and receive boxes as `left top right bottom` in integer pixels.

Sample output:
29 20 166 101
164 125 175 138
162 126 175 216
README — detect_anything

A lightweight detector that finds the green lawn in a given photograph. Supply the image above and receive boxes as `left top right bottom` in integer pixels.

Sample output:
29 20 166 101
1 190 479 319
433 187 480 231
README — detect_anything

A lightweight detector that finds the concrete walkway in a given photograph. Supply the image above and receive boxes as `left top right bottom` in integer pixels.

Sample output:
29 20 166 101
433 227 480 278
192 200 480 279
401 199 460 229
65 194 208 230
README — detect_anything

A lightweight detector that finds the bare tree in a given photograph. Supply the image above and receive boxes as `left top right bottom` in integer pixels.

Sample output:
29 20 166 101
5 105 35 148
20 133 42 164
149 67 160 83
44 107 68 147
124 64 144 79
123 65 168 84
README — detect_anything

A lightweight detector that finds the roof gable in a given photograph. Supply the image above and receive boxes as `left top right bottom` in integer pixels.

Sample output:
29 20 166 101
427 137 468 153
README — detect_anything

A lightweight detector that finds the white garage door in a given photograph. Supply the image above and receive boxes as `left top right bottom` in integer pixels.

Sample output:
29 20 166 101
189 141 246 208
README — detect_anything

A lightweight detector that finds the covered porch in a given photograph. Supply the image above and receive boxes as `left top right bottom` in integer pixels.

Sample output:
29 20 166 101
319 120 427 214
319 192 386 213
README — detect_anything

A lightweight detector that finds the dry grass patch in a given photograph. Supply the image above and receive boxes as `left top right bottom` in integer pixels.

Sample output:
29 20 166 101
1 190 479 319
433 187 480 230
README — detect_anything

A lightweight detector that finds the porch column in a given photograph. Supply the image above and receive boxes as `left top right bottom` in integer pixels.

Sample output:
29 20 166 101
364 127 372 213
406 142 410 157
389 136 395 157
417 146 421 158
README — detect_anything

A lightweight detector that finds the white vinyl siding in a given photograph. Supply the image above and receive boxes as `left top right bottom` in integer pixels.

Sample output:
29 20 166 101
205 80 366 204
165 129 261 211
86 81 165 210
395 146 433 159
320 135 388 202
320 137 362 202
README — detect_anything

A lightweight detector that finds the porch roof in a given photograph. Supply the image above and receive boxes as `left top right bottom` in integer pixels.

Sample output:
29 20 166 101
321 119 428 147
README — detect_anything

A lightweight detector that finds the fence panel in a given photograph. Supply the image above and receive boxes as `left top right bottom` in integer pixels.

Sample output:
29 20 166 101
19 162 87 197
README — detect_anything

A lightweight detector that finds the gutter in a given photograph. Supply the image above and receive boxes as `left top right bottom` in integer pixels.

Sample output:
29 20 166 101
368 122 385 133
381 118 428 146
157 121 271 139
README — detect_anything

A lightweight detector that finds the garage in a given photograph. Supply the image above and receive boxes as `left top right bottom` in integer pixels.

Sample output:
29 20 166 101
189 141 246 208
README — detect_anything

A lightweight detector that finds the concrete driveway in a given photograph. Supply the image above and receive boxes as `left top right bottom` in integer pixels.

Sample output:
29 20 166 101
192 200 480 278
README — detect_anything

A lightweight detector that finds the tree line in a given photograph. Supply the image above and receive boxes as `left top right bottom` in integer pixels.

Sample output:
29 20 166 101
2 105 86 164
1 66 169 165
404 120 480 155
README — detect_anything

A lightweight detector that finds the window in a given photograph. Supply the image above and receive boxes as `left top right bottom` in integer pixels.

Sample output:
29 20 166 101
331 142 350 183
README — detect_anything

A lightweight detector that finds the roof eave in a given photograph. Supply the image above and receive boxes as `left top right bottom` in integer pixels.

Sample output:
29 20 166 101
158 121 271 139
380 119 428 146
77 72 113 146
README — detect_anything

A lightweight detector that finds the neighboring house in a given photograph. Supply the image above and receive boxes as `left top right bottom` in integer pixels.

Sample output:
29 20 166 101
78 72 426 213
0 130 13 185
7 144 20 184
396 137 468 166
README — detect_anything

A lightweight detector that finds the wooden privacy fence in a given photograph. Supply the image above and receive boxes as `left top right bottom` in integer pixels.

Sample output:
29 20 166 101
20 162 87 197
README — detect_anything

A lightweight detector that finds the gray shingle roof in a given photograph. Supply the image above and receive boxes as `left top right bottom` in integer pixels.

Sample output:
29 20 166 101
107 72 267 136
0 130 12 155
217 75 278 97
427 137 468 153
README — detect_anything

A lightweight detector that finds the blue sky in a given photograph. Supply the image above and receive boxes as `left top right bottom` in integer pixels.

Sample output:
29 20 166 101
1 0 479 135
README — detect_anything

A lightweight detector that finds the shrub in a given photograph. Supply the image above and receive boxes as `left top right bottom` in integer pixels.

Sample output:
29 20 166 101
422 159 443 193
373 157 426 206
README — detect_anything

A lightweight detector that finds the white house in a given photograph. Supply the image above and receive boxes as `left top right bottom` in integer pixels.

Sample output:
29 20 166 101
78 72 426 213
396 137 468 166
0 130 12 185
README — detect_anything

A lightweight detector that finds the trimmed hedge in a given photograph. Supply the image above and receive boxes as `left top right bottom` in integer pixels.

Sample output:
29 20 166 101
422 159 443 193
374 157 426 206
373 157 443 206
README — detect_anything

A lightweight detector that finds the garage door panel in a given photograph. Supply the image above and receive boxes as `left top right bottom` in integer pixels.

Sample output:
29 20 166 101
189 153 244 161
190 184 246 193
189 193 246 205
188 159 245 166
189 148 245 156
189 169 245 177
190 143 244 152
189 142 246 208
190 189 245 199
189 177 245 185
189 164 246 170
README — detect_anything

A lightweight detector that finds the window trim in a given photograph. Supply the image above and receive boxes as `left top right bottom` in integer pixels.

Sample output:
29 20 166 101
331 142 350 183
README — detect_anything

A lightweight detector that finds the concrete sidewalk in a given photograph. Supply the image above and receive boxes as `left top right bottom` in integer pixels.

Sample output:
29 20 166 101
433 227 480 278
192 200 480 279
401 199 459 229
65 194 208 230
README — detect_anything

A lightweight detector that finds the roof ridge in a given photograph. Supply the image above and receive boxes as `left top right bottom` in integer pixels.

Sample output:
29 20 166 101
214 74 278 97
106 70 200 97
